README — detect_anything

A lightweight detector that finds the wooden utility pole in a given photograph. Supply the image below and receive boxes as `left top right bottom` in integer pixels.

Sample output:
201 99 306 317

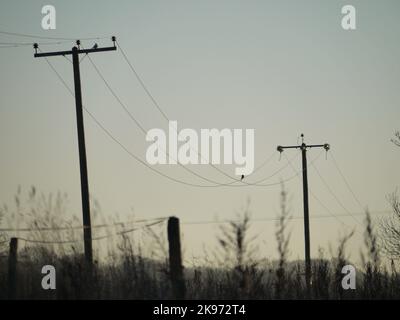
167 216 185 299
8 237 18 300
277 134 330 292
34 38 117 265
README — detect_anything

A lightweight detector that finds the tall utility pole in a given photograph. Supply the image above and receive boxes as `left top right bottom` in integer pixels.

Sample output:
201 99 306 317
277 134 329 291
34 38 117 265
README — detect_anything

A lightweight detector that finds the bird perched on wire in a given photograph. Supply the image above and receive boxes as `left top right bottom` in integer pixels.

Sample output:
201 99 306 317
92 43 98 49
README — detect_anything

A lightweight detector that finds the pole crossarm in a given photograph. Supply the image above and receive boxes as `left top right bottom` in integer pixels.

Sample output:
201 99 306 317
277 143 329 152
34 46 116 58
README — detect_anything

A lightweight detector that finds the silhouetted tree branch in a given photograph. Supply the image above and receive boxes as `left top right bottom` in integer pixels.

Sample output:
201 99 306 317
380 131 400 259
380 191 400 259
391 131 400 147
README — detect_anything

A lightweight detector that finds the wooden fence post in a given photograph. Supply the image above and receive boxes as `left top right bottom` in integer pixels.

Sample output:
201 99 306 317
167 216 185 299
8 237 18 300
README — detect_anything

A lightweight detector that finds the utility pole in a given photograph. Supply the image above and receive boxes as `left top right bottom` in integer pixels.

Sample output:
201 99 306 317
277 134 329 292
167 217 186 299
34 38 117 265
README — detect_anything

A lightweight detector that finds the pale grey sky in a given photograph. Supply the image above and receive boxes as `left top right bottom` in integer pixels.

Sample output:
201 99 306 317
0 0 399 263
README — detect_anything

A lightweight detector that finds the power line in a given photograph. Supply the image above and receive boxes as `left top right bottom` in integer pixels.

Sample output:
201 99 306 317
86 48 240 186
1 210 386 232
252 152 277 175
0 217 167 232
329 151 365 211
88 52 240 186
38 49 202 187
85 51 299 187
0 30 108 41
40 46 308 188
117 40 274 184
91 219 166 241
0 45 23 49
117 40 239 181
280 148 365 252
116 40 169 122
0 40 71 46
38 53 259 188
37 52 308 190
283 152 353 230
86 53 148 134
18 237 80 244
310 192 350 228
181 210 389 225
248 151 300 184
308 189 364 241
311 162 362 226
8 219 167 245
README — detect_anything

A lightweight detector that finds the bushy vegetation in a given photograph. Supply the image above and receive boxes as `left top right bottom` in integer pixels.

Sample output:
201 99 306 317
1 185 400 300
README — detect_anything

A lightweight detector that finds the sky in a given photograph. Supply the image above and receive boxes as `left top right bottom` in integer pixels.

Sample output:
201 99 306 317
0 0 400 264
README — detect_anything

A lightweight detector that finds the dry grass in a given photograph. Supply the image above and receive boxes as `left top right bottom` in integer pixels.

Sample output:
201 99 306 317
1 187 400 300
